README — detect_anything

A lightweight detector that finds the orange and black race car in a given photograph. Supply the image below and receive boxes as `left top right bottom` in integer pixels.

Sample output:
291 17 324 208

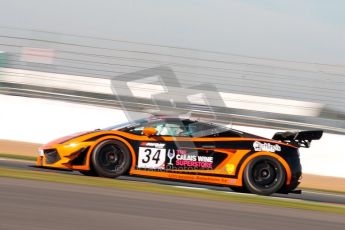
37 116 323 195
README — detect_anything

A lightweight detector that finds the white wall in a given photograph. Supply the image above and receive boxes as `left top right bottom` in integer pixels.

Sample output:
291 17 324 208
0 94 344 178
0 94 127 143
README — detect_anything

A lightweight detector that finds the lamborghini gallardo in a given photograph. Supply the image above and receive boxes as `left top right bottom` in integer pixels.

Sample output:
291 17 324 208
37 116 323 195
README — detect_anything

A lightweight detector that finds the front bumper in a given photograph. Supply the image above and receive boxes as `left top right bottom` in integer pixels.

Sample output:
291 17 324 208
37 144 91 170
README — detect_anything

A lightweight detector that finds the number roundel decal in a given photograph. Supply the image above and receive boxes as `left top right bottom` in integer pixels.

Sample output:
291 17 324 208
138 142 166 169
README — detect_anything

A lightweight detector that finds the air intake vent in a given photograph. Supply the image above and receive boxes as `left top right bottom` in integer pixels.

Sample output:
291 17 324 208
44 149 60 164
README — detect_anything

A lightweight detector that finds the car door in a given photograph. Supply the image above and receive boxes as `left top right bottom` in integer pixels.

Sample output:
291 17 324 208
127 119 217 172
140 119 217 172
124 119 181 171
183 121 216 170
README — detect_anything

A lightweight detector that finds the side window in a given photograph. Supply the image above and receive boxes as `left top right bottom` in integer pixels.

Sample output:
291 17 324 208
121 119 241 137
187 122 217 137
155 122 189 136
187 122 241 137
123 121 189 137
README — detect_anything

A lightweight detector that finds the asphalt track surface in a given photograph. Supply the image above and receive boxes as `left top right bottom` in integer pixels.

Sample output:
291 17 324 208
1 158 344 205
1 177 345 230
1 158 345 230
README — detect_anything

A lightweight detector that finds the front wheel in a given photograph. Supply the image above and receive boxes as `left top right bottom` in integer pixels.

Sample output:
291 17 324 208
243 156 286 196
91 139 132 178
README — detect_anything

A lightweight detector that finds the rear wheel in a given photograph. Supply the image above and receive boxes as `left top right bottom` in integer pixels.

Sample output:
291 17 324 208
91 140 131 178
243 156 286 196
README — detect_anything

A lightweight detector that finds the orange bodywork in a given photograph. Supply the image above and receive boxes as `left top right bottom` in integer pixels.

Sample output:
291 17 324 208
37 130 296 187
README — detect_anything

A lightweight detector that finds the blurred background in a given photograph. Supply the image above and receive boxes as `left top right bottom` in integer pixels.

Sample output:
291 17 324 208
0 2 345 230
0 0 344 178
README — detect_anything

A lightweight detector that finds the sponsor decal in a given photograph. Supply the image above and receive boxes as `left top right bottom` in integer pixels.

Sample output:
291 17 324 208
167 149 175 165
140 142 165 148
253 141 281 152
138 142 166 169
176 149 187 154
172 149 213 169
176 160 212 168
225 164 235 174
228 179 237 184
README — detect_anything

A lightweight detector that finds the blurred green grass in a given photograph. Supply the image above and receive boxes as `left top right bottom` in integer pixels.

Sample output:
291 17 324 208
0 153 36 161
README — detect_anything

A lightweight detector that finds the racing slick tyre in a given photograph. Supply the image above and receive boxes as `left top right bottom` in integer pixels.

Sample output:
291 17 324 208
91 139 131 178
243 156 286 196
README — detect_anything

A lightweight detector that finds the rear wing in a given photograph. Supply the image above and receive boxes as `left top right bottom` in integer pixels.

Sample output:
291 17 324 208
272 130 323 148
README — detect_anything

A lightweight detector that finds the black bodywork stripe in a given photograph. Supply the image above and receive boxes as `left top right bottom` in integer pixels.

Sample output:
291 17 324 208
84 134 119 142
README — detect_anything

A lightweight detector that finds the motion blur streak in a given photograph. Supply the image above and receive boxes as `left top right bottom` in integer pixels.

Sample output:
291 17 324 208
0 67 323 116
0 27 344 133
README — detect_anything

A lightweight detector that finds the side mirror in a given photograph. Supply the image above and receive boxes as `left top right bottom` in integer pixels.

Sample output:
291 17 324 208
143 127 157 137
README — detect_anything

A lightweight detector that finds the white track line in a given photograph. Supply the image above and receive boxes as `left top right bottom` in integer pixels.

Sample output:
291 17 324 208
303 190 345 198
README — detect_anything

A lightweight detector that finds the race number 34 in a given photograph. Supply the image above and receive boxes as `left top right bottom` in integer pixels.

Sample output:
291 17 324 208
138 147 166 169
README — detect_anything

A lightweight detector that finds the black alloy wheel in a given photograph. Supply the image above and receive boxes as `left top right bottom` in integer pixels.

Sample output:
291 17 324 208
243 156 286 195
91 140 131 178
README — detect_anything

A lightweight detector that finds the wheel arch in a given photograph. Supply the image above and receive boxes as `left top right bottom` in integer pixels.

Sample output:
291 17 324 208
84 135 137 171
236 151 292 187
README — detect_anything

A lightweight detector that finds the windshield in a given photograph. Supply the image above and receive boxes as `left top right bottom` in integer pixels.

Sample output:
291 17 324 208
103 118 148 131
